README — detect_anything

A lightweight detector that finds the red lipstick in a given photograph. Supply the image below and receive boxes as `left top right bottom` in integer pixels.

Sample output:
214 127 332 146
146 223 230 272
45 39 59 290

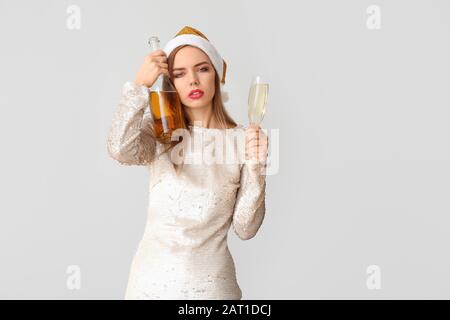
188 89 204 99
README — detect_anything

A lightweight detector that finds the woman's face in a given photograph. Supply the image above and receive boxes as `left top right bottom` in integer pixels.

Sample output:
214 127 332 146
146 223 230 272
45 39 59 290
171 46 216 110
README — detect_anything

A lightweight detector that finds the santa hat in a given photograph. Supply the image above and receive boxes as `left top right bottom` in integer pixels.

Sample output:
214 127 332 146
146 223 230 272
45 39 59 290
163 26 229 103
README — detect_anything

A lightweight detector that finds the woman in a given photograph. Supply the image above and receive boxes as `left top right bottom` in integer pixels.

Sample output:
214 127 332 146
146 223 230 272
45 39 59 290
107 26 268 299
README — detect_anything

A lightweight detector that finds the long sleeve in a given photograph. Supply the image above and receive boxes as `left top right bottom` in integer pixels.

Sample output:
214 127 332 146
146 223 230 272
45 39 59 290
107 81 157 166
231 162 267 240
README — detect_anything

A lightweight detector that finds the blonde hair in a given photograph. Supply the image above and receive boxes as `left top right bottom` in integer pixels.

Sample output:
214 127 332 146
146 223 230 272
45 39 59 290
145 44 237 173
168 45 236 128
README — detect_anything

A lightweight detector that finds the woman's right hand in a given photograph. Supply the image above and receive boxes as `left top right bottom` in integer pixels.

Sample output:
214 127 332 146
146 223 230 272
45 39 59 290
134 49 170 88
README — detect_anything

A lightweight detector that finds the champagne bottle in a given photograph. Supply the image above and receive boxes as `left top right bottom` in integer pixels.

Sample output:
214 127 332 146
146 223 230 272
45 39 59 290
147 36 185 143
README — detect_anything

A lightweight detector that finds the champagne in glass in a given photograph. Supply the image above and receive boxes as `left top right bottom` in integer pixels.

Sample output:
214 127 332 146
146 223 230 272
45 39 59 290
247 75 269 166
248 75 269 125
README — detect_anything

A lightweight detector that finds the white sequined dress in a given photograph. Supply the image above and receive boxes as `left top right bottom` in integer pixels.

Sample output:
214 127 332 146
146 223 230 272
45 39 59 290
107 82 267 300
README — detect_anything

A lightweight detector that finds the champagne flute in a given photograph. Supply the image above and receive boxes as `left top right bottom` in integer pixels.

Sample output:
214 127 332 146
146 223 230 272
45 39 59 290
248 75 269 125
247 75 269 164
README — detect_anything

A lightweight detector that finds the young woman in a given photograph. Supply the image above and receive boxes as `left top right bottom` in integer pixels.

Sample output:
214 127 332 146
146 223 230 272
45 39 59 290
107 26 268 299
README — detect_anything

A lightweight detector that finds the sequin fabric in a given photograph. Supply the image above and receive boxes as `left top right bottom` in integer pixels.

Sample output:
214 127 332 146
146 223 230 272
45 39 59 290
107 82 266 300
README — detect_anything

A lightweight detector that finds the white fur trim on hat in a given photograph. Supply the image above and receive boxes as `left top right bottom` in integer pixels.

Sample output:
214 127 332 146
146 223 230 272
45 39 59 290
163 34 224 85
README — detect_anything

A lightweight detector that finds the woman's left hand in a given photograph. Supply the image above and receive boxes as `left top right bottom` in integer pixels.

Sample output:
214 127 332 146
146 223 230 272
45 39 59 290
245 124 269 165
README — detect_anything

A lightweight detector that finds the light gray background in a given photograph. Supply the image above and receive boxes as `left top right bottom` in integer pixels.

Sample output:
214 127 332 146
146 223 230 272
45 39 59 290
0 0 449 299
